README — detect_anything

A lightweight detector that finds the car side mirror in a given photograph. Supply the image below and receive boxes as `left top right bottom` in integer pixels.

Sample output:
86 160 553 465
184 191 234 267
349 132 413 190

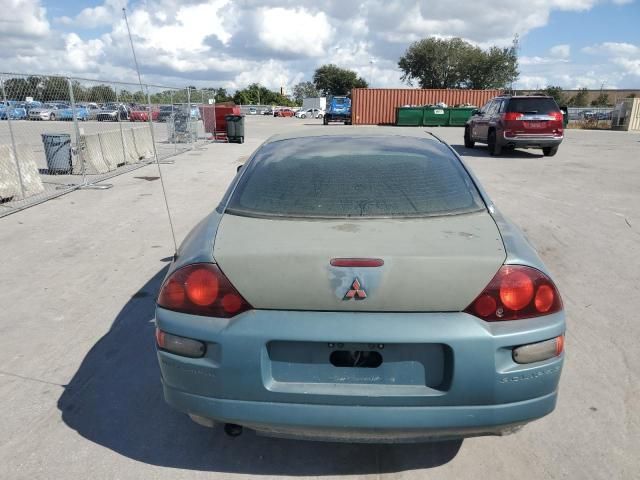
236 164 243 173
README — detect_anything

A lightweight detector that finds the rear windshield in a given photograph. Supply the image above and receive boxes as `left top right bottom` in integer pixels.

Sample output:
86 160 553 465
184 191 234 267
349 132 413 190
507 98 559 114
225 136 484 218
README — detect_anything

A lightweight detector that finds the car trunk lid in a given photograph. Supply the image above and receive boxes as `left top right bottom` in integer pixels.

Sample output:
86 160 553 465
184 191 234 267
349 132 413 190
213 211 506 312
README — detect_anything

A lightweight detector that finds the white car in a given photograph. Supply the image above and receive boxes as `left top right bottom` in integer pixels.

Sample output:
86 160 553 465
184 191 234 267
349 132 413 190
28 103 66 121
248 107 257 115
296 108 325 119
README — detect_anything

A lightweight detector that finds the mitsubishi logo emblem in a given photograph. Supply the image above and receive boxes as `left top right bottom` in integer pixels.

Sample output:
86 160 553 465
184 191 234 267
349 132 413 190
344 278 367 300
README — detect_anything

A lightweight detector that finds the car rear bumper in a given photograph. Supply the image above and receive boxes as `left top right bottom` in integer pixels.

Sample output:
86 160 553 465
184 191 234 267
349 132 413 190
156 308 565 441
163 384 557 442
502 133 563 148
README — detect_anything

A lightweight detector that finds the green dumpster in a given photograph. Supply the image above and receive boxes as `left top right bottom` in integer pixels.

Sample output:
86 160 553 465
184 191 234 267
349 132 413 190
396 107 424 126
449 107 476 126
423 107 450 126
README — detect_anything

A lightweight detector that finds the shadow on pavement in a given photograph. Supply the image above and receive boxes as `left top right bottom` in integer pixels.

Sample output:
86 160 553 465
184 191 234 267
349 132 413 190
451 144 544 159
58 267 462 476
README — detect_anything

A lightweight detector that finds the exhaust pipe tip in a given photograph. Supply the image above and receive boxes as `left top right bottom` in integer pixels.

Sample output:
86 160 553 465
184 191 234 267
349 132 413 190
224 423 243 437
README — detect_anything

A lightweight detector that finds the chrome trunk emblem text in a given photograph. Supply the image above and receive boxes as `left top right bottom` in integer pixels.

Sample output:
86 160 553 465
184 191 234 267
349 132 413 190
344 278 367 300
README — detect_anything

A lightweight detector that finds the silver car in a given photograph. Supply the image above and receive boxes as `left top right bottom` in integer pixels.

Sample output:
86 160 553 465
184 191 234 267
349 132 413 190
28 102 67 121
155 129 565 443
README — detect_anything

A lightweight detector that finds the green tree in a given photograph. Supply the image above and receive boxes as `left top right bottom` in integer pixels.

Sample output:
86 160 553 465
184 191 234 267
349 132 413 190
40 76 70 102
398 37 519 89
568 88 589 107
87 85 116 103
292 81 319 104
541 86 566 106
312 64 368 96
212 87 232 103
3 78 33 100
233 83 295 106
591 93 611 107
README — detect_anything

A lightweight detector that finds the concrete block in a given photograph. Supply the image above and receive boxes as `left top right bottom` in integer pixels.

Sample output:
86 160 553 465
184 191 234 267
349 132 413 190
0 144 45 200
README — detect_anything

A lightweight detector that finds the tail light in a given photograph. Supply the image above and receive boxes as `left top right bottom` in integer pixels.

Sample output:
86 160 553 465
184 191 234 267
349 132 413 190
502 112 523 121
464 265 562 321
550 111 563 122
157 263 252 317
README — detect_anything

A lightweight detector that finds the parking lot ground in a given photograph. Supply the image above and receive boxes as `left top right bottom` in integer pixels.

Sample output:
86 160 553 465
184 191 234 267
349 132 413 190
0 116 638 479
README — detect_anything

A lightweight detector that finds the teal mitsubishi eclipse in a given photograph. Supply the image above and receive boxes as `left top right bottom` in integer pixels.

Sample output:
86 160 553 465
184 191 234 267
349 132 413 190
155 128 565 443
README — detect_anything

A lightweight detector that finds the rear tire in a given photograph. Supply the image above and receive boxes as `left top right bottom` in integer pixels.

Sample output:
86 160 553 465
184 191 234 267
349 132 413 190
488 130 502 156
542 146 558 157
323 115 328 125
464 127 475 148
49 113 56 121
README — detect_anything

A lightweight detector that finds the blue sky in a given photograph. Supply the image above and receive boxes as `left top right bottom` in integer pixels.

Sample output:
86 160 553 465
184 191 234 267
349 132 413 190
1 0 639 91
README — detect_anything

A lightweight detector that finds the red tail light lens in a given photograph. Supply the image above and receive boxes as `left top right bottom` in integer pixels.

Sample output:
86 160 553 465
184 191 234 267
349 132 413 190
550 111 563 122
158 263 252 317
464 265 562 321
502 112 523 121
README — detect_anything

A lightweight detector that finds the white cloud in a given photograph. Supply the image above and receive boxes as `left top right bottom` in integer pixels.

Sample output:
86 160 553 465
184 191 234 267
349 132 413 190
582 41 640 81
550 44 571 58
72 0 127 29
256 7 333 57
1 0 639 91
64 33 105 72
521 56 569 65
0 0 49 38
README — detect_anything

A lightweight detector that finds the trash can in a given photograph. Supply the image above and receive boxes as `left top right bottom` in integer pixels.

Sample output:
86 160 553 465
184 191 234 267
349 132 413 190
225 115 245 143
396 107 424 126
449 107 476 126
41 133 72 174
423 107 450 126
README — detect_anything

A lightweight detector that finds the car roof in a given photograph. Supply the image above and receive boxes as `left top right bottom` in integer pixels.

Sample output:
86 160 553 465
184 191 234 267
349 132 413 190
496 95 553 99
265 127 444 144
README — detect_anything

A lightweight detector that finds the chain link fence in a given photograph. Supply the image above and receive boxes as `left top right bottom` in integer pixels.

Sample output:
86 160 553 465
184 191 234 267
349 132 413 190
0 72 206 217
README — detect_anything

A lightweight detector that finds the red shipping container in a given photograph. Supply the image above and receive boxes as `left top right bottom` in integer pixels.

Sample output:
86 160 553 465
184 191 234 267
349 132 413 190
351 88 503 125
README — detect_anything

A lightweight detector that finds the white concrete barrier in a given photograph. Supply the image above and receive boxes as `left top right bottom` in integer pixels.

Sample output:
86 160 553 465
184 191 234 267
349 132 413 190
0 144 45 200
132 126 154 160
76 126 154 175
75 133 111 174
122 129 139 164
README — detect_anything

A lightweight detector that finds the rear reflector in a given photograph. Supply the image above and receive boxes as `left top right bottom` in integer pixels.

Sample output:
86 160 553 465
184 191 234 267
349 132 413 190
156 328 206 358
513 336 564 364
330 258 384 267
464 265 562 321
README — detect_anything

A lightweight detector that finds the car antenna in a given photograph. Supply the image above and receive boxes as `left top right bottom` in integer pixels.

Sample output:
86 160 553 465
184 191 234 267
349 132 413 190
122 7 178 255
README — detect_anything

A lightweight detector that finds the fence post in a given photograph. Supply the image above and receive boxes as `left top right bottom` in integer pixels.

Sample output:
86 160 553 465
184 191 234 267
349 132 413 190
170 90 176 154
187 86 192 147
146 85 156 161
212 98 217 142
1 75 27 199
115 86 128 166
67 77 86 183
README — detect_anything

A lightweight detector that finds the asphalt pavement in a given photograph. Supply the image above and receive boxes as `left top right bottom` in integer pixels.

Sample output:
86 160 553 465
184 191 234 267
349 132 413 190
0 115 638 479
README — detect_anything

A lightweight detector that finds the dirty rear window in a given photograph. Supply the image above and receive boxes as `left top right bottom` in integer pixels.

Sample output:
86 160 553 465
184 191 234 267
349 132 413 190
507 98 559 114
225 136 485 218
